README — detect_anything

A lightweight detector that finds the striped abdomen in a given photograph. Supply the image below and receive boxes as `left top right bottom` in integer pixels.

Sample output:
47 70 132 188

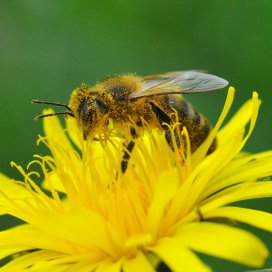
166 95 216 153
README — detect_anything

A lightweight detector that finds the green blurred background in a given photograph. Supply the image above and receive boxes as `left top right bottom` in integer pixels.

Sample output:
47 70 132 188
0 0 272 271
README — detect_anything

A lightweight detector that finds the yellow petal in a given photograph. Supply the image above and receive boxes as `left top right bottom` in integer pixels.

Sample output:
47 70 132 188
0 250 90 272
95 260 122 272
66 115 83 151
38 207 116 255
122 252 155 272
205 206 272 232
63 261 98 272
147 170 179 237
0 173 34 215
42 109 73 151
1 250 64 271
0 224 74 254
0 244 33 260
239 181 272 200
204 181 272 209
198 181 251 215
183 131 243 212
150 237 211 272
192 87 235 166
177 222 268 267
218 94 261 146
42 172 65 193
0 173 31 200
202 152 272 201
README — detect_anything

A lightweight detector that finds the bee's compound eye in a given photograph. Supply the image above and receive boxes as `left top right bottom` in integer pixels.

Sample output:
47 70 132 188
76 99 97 139
78 99 89 119
77 97 109 140
77 99 97 124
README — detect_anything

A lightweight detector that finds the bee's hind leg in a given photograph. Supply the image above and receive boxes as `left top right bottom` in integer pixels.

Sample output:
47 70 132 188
121 127 138 173
121 141 135 173
149 101 180 151
164 130 181 151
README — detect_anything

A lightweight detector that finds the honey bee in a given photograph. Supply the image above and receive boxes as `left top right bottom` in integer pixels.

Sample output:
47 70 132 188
32 71 228 173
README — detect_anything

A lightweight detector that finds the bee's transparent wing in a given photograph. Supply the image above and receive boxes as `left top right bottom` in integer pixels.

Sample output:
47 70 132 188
129 71 228 99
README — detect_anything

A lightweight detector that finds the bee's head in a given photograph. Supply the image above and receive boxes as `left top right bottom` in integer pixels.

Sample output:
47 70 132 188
69 88 108 140
32 86 108 140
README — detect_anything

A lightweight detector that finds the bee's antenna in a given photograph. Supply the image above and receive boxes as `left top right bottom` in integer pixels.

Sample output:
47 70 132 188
34 112 74 120
32 99 72 112
32 99 75 120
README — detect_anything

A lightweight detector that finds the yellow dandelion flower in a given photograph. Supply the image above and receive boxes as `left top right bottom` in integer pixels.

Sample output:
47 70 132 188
1 87 272 271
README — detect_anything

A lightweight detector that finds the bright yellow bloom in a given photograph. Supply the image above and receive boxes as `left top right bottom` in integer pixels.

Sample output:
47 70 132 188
1 87 272 271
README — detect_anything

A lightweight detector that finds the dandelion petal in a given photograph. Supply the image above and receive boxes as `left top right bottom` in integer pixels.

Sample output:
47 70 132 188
0 173 30 197
150 237 211 272
43 109 72 151
205 206 272 232
177 222 268 267
122 252 155 272
95 260 122 272
147 171 179 236
240 182 272 200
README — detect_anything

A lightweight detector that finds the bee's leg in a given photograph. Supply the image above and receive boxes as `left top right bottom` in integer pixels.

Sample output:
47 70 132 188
164 130 181 151
121 127 138 173
149 101 180 151
121 141 135 173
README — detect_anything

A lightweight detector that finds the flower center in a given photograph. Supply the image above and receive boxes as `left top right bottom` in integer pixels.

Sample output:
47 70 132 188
98 179 150 237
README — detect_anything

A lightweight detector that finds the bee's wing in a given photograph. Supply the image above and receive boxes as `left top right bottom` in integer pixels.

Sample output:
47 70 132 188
129 71 228 99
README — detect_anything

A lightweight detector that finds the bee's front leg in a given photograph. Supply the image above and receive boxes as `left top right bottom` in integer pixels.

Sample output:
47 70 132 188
121 127 138 173
149 101 180 151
